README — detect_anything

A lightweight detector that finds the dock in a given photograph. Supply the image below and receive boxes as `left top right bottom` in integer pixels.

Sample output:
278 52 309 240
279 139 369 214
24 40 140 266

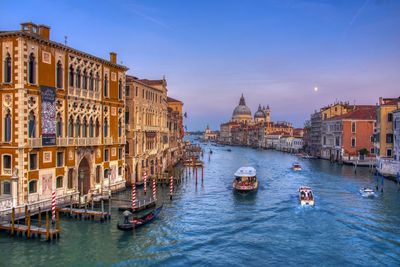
58 207 110 221
0 223 59 239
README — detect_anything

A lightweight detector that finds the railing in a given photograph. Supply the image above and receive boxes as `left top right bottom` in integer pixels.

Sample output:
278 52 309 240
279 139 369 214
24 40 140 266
117 137 126 144
104 137 113 145
57 137 100 147
28 138 42 148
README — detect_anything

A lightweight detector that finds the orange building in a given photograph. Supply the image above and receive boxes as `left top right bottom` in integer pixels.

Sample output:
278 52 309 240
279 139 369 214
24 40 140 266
0 22 127 210
167 97 184 166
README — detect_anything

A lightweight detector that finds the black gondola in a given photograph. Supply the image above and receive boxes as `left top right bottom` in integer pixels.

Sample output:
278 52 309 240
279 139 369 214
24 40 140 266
117 205 163 231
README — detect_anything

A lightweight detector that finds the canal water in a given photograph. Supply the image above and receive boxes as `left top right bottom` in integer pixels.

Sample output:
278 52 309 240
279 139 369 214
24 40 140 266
1 145 400 266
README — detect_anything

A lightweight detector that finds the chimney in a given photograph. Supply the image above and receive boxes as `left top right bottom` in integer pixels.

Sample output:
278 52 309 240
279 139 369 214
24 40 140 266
110 52 117 64
38 24 50 40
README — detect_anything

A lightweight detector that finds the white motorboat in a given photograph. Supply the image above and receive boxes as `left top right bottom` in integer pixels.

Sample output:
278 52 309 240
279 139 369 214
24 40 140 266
232 167 258 192
360 187 375 198
292 162 302 171
299 186 314 206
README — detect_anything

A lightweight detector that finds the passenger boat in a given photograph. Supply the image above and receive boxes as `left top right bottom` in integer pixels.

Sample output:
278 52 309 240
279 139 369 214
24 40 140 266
292 162 302 171
232 167 258 192
117 205 163 231
299 186 314 206
359 187 375 198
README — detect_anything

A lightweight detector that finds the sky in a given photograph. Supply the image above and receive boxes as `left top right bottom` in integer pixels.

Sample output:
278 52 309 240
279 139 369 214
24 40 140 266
1 0 400 131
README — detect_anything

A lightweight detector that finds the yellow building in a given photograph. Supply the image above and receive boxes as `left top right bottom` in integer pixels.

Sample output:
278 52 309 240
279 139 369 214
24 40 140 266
374 97 400 158
0 22 127 210
167 97 184 166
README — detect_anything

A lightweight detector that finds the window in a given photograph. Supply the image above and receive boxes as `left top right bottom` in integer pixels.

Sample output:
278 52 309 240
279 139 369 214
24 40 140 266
28 53 36 84
56 113 63 137
56 176 63 188
118 79 123 99
351 121 356 133
28 111 36 138
69 65 74 87
56 61 63 88
125 111 129 124
75 116 81 138
388 113 393 122
370 148 374 154
89 71 94 91
68 116 74 137
104 118 109 137
95 118 100 137
104 74 108 97
387 149 392 157
118 119 122 137
95 166 101 184
370 135 374 143
68 169 73 189
351 137 356 148
323 136 326 145
125 85 130 97
76 67 81 88
4 109 11 142
104 149 109 161
335 136 340 147
82 117 87 138
104 169 110 179
2 181 11 195
118 166 122 176
29 180 37 194
95 72 99 92
4 52 11 83
29 153 38 170
3 155 11 173
126 142 129 154
89 118 94 138
386 134 393 144
135 87 138 96
56 152 64 167
118 148 123 159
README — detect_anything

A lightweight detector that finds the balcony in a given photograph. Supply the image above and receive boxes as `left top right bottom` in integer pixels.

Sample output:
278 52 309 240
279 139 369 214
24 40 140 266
104 137 113 145
117 137 126 144
56 137 101 147
28 138 42 148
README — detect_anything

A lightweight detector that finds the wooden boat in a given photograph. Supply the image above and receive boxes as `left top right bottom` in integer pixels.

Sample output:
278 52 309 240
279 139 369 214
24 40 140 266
292 162 302 171
117 205 163 231
299 186 314 206
232 167 258 192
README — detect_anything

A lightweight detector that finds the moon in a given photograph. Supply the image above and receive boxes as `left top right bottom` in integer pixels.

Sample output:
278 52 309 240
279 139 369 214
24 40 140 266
314 86 319 92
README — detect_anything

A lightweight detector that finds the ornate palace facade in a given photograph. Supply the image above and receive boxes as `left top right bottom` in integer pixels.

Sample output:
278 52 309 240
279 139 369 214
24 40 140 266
0 22 127 210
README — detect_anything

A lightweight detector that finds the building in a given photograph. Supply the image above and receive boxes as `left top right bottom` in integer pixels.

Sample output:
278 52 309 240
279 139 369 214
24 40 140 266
125 76 169 184
203 125 218 141
321 106 376 162
394 106 400 162
0 22 127 211
167 97 184 167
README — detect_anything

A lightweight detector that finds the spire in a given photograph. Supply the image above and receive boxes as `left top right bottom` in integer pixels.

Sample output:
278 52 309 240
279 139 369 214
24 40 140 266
258 104 262 110
239 94 246 106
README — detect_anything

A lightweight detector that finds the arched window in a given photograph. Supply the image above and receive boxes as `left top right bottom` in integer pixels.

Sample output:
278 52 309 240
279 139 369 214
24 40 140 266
4 53 11 83
104 169 109 179
82 69 87 89
76 67 81 88
75 116 81 138
95 72 100 92
68 115 74 137
104 74 108 97
104 118 109 137
118 79 122 99
56 112 63 137
2 181 11 195
67 169 73 189
28 53 35 84
118 119 122 137
125 142 129 155
56 61 63 88
69 65 74 87
89 117 94 138
28 111 36 138
82 117 88 138
95 166 101 184
95 118 100 137
4 109 11 142
56 176 63 188
89 71 94 91
29 180 37 194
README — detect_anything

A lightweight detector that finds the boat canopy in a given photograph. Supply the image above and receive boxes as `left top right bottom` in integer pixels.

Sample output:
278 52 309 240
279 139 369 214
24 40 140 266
234 167 256 177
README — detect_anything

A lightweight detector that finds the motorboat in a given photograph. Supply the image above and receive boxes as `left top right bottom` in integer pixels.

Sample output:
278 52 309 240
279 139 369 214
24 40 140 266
232 167 258 192
299 186 314 206
292 162 302 171
359 187 375 198
227 149 232 152
117 205 163 231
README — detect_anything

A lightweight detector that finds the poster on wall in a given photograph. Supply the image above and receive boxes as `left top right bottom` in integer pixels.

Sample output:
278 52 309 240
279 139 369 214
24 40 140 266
42 174 52 198
41 86 56 146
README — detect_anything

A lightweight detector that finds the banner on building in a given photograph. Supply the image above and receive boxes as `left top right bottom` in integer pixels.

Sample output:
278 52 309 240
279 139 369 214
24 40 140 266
41 86 56 146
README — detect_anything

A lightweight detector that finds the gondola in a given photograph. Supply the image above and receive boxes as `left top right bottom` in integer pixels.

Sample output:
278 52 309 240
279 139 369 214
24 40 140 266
117 204 163 231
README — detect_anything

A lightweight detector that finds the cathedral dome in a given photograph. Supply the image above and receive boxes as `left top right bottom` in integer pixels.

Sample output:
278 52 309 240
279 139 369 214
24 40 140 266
232 94 252 120
254 104 265 118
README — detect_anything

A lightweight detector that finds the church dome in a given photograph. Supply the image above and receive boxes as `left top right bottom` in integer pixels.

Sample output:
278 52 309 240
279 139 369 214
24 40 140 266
232 94 252 119
254 104 265 118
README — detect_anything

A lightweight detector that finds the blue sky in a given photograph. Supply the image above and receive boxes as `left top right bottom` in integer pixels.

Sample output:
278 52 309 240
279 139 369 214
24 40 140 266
1 0 400 130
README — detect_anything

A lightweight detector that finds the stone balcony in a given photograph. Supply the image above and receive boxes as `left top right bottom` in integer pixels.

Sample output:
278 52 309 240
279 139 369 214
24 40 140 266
56 137 101 147
27 138 42 148
104 137 113 145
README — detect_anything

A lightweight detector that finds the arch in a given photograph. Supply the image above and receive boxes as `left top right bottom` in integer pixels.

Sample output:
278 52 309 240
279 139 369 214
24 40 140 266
82 69 87 89
68 115 74 137
76 67 81 88
3 109 11 142
67 168 74 189
89 71 94 91
75 115 81 138
28 111 36 138
77 157 90 195
89 117 94 138
56 112 63 137
69 65 74 87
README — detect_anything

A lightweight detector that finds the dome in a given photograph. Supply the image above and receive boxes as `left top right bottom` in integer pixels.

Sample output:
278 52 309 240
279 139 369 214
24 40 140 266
254 104 265 118
232 94 252 118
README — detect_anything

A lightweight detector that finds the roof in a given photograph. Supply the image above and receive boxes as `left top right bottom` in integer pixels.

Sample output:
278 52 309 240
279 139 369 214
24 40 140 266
234 167 256 177
326 106 376 121
167 96 183 103
0 30 128 71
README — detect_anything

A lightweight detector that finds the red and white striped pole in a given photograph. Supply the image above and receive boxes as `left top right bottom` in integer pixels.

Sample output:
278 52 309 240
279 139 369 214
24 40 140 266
143 171 147 195
51 190 56 223
131 183 136 212
152 178 156 201
169 176 173 200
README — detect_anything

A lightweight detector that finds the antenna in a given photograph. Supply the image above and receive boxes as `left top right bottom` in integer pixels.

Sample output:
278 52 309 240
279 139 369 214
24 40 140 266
64 36 68 46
